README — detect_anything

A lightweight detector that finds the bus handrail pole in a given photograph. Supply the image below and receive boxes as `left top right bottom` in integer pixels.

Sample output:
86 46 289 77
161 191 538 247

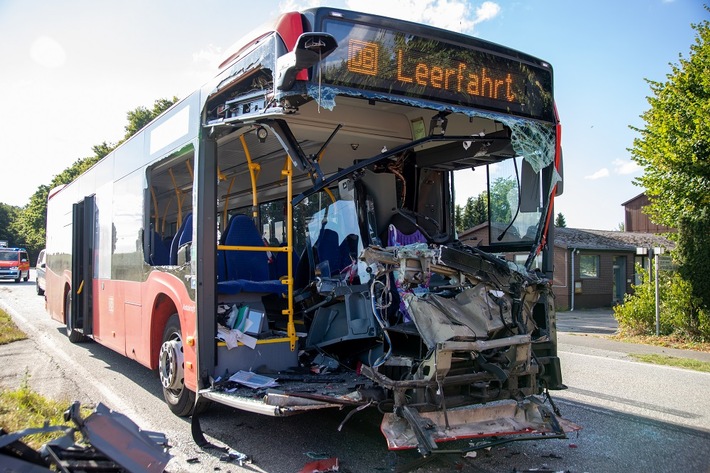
283 157 296 350
240 134 261 219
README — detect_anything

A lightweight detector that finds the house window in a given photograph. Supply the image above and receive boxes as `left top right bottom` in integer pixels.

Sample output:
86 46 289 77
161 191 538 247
580 255 600 278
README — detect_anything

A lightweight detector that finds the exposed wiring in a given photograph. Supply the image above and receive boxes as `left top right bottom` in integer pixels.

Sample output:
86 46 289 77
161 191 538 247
369 277 393 368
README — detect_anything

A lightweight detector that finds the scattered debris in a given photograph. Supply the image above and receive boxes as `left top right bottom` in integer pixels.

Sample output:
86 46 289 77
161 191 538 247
228 370 278 389
0 401 171 473
298 456 339 473
219 448 250 466
305 451 331 460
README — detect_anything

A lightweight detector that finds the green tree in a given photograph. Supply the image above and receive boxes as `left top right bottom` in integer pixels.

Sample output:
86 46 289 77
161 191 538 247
488 177 515 224
630 15 710 228
620 13 710 335
462 196 476 229
457 193 488 231
471 193 487 226
676 210 710 311
12 97 179 258
0 203 21 244
554 212 567 228
124 97 178 139
454 204 463 232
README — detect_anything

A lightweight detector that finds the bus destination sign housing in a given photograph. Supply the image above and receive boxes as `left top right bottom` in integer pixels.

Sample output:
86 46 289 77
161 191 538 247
319 16 554 122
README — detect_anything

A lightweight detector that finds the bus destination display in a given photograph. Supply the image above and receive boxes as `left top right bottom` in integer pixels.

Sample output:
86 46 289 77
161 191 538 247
321 20 553 121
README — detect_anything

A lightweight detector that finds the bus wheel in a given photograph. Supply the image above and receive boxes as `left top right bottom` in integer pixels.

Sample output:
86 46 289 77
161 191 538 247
160 315 198 416
65 293 86 343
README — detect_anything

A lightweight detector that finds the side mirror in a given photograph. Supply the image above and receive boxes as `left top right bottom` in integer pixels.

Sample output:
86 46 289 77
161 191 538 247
21 258 28 263
276 33 338 91
40 263 46 269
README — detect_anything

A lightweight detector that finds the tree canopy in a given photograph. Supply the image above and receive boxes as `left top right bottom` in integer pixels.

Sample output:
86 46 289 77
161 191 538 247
630 15 710 228
554 212 567 228
455 193 487 232
624 11 710 319
8 97 178 261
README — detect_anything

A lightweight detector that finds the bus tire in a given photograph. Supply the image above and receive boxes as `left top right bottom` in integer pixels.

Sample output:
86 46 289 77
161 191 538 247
65 293 86 343
159 314 207 416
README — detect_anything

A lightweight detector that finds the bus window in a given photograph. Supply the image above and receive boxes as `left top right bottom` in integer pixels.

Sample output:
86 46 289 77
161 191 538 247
144 146 194 266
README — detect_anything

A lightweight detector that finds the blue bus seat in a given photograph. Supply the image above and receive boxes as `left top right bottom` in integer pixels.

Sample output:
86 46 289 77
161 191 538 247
269 242 300 280
217 214 285 295
170 213 192 265
150 230 170 265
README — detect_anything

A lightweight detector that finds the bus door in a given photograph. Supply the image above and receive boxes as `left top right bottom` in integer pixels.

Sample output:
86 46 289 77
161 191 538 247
70 195 95 337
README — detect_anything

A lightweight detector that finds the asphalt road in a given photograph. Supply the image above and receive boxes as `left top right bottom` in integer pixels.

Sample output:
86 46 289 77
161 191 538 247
1 274 709 472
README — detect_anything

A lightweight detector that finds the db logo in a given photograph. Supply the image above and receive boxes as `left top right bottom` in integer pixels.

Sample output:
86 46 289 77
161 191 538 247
348 40 378 76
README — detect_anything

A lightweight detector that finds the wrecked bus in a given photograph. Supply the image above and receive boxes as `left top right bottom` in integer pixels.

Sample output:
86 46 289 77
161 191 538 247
44 7 570 457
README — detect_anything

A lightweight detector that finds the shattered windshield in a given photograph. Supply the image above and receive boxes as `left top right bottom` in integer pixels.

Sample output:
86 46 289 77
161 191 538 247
487 156 543 245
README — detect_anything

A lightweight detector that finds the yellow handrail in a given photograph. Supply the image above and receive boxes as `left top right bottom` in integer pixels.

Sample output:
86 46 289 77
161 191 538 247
240 134 261 219
283 157 295 350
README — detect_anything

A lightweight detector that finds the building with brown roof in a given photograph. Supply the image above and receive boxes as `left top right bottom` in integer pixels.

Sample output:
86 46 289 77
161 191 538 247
622 193 674 233
459 224 674 310
551 228 673 310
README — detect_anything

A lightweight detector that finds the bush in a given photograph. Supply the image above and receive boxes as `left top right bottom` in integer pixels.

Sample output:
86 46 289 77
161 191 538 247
614 265 710 342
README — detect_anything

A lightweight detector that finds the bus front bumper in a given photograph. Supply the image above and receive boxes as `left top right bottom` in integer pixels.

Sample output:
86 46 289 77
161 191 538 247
380 397 580 452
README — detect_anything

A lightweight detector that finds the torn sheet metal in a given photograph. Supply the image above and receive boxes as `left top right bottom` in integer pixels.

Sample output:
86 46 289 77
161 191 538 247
402 284 515 345
78 403 171 473
0 402 171 473
381 398 579 451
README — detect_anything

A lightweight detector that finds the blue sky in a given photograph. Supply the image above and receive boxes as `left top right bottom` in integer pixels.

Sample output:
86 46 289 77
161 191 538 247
0 0 706 230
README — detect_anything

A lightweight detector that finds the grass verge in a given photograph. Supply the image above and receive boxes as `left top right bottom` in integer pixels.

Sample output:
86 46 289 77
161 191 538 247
628 353 710 373
611 333 710 353
0 375 82 449
0 307 92 449
0 306 26 345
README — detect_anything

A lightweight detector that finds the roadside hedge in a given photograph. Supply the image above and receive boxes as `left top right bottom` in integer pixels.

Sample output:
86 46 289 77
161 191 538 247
614 265 710 342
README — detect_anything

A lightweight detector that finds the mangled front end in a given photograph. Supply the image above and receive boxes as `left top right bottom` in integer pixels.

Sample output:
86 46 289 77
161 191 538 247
360 243 572 453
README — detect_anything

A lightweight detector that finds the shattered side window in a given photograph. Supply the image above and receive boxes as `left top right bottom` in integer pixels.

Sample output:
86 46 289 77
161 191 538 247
294 186 367 282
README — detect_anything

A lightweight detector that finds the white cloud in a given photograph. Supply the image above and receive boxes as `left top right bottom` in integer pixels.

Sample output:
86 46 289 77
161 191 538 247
192 44 224 69
473 1 501 25
276 1 501 33
612 158 640 175
30 36 66 68
344 0 499 33
279 0 324 13
584 168 609 180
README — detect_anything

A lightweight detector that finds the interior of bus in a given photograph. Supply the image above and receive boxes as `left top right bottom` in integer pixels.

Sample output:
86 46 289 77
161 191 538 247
148 94 555 362
145 96 544 266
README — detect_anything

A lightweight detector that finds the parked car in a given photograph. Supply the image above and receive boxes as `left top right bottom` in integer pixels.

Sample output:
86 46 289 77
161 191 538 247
36 249 46 295
0 247 30 283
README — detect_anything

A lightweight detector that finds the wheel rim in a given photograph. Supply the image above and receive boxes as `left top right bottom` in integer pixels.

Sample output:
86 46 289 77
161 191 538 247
159 334 185 394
